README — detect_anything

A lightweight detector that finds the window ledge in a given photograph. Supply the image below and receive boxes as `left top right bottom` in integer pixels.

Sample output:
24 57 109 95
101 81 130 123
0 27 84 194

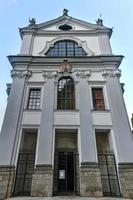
24 109 42 112
91 109 110 112
54 109 79 112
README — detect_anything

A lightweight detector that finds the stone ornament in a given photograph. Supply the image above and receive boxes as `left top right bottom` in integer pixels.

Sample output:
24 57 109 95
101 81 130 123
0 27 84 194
75 70 91 79
43 71 58 79
58 59 73 73
11 70 32 79
102 69 121 78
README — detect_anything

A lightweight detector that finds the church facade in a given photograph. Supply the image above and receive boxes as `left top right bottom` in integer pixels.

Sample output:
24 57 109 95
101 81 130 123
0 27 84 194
0 10 133 199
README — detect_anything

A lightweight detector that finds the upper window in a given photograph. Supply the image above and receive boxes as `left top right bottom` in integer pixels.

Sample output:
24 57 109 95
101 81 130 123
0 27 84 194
92 88 105 110
57 77 75 110
27 88 41 110
46 40 87 57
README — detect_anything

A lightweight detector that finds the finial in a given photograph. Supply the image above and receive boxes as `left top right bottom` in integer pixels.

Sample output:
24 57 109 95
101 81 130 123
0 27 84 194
63 8 68 16
96 13 103 26
29 17 36 25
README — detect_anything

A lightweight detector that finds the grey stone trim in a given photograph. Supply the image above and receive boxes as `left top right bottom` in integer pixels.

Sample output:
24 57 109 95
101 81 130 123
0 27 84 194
80 162 103 197
0 166 15 199
119 163 133 199
43 71 58 79
11 70 32 79
8 55 123 68
75 70 91 79
102 69 121 78
31 165 53 197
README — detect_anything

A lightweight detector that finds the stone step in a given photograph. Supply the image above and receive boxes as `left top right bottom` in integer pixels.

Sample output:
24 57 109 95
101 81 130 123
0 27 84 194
6 197 132 200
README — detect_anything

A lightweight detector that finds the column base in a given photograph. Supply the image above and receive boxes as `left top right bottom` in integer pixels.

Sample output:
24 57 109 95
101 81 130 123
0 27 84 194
31 165 53 197
79 162 103 197
0 166 15 199
119 163 133 199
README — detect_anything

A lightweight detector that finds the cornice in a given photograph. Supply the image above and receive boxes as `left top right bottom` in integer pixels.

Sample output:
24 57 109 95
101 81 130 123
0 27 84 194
8 55 123 68
20 29 112 38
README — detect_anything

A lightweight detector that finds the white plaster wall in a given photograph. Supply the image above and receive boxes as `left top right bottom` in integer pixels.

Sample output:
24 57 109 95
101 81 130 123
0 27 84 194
28 72 44 82
20 34 32 54
92 112 112 126
89 71 105 81
54 111 80 126
32 36 55 55
22 111 41 125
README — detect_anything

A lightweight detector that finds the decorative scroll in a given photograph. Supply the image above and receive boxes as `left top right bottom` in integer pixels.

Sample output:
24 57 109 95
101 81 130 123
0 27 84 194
43 71 58 79
75 70 91 79
58 59 73 73
11 70 32 79
102 69 121 78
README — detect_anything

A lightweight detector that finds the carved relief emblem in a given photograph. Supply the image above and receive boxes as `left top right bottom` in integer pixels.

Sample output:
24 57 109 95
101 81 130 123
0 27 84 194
59 59 73 73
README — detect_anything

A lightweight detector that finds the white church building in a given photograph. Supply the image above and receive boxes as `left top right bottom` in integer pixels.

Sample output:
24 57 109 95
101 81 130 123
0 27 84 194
0 9 133 199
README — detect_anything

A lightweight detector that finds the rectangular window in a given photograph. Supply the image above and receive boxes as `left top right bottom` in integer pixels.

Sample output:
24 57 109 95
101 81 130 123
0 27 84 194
27 88 41 110
92 88 105 110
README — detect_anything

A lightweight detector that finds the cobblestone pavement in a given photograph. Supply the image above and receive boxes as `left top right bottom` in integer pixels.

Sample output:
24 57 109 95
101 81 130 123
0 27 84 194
6 196 132 200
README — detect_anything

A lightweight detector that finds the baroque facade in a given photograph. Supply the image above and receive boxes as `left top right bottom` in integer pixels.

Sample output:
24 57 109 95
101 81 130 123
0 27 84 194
0 10 133 199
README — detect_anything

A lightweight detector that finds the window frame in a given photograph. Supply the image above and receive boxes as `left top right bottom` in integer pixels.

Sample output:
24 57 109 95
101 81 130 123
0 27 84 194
45 40 87 58
57 76 75 110
25 87 42 111
92 88 105 110
90 85 109 111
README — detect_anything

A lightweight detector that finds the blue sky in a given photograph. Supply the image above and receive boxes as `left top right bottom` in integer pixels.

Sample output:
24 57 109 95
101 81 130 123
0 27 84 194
0 0 133 129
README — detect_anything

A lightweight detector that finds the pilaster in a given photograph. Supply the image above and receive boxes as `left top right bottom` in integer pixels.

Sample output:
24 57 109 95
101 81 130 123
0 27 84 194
77 72 97 163
103 70 133 163
0 70 32 166
36 72 56 165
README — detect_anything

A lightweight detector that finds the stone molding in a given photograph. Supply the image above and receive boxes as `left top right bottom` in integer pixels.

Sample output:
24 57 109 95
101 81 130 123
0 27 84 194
102 69 121 78
39 36 94 56
0 166 15 199
31 165 53 197
11 70 32 79
43 71 58 79
75 70 91 79
119 163 133 198
80 162 103 197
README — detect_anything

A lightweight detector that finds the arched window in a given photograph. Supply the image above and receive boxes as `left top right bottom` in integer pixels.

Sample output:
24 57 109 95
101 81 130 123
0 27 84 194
57 77 75 110
46 40 87 57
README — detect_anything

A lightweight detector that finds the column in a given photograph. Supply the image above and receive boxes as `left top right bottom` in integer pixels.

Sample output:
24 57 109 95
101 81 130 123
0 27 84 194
76 71 102 197
0 69 31 199
32 71 56 197
103 69 133 198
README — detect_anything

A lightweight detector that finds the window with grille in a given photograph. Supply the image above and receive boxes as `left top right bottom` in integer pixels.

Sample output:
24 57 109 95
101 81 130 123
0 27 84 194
92 88 105 110
27 88 41 110
57 77 75 110
46 40 87 57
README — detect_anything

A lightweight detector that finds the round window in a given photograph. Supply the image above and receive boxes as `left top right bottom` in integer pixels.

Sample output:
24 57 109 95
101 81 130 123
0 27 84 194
59 24 72 31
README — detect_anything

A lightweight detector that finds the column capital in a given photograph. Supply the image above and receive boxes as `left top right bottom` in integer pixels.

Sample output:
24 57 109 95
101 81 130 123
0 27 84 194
11 70 32 79
102 69 121 78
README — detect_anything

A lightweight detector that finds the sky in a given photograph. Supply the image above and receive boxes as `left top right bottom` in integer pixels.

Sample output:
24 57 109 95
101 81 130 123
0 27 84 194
0 0 133 129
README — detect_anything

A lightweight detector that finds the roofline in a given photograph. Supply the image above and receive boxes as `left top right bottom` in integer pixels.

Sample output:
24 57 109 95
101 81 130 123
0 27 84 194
19 14 112 38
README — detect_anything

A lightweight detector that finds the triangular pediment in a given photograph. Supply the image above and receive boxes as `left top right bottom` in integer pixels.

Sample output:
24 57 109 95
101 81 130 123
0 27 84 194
20 13 112 36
